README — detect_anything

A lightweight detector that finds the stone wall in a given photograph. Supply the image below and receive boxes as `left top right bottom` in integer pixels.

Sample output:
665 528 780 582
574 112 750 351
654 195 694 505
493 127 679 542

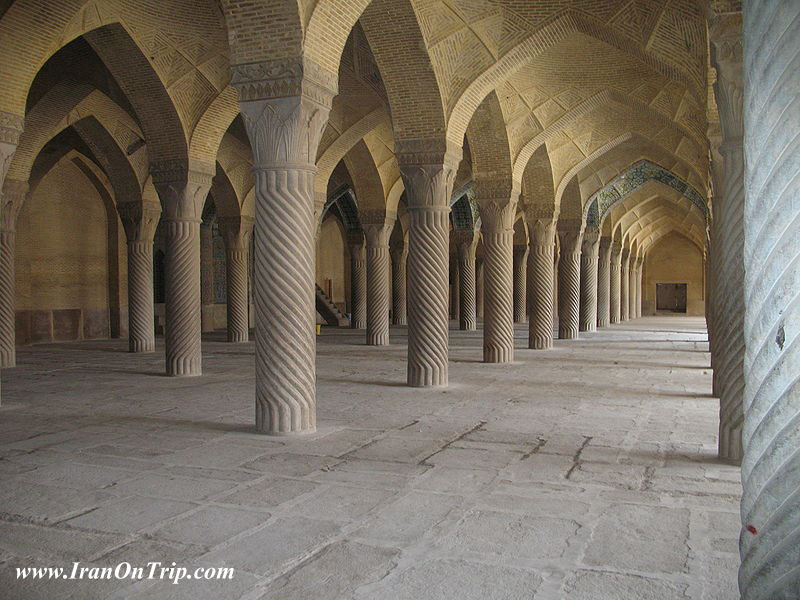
641 232 704 316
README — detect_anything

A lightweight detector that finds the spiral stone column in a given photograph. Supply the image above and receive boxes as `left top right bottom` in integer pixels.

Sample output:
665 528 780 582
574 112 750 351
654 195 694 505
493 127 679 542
398 144 460 386
200 219 216 332
741 4 800 596
710 13 746 465
610 242 622 323
628 253 638 320
475 258 484 319
219 216 253 343
526 216 556 349
348 234 367 329
480 201 517 363
0 180 25 368
236 78 335 433
634 256 644 318
596 237 612 327
453 231 477 331
552 241 560 328
390 245 407 325
557 227 584 339
0 114 22 405
152 165 213 377
513 246 529 324
620 248 630 321
364 221 392 346
119 203 161 353
450 255 460 322
579 227 600 332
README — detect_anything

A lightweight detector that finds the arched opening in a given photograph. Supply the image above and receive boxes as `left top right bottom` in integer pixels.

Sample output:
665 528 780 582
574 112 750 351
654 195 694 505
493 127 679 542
642 231 705 316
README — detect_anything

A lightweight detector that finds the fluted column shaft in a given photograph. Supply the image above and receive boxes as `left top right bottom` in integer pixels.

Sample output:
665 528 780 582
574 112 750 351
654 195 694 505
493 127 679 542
596 239 612 327
225 247 249 342
475 259 484 319
200 221 215 332
628 256 637 320
557 229 583 339
390 247 407 325
119 204 160 354
513 247 529 323
579 229 600 332
710 16 746 465
365 223 392 346
741 4 800 596
620 250 630 321
0 121 23 404
399 149 459 387
450 256 460 322
610 244 622 323
634 257 644 318
349 239 366 329
527 219 556 349
457 240 477 331
164 218 202 375
406 205 451 385
0 228 15 367
127 240 156 352
482 227 515 363
219 217 253 343
237 90 334 434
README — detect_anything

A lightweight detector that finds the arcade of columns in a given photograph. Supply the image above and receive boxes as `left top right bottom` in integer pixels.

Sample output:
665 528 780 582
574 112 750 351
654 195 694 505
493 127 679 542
0 0 797 596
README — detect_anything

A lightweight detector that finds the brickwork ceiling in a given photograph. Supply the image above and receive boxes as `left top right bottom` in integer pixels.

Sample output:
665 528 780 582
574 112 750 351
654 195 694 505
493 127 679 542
0 0 718 253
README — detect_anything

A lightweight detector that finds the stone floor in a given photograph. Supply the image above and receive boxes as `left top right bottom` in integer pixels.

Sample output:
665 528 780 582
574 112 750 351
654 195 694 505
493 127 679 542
0 316 741 599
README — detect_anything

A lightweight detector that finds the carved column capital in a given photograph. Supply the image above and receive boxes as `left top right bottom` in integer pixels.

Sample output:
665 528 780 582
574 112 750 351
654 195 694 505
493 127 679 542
218 215 255 250
118 202 162 243
239 94 332 168
0 179 27 232
581 226 601 256
396 139 461 209
0 111 23 185
710 13 743 143
451 230 478 258
151 161 214 221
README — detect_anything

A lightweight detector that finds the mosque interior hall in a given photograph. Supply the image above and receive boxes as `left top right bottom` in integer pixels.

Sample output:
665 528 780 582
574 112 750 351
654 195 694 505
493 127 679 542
0 0 797 598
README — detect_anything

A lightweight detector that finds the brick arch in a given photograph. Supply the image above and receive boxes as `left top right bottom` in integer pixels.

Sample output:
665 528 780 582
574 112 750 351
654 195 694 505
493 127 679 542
211 161 243 219
82 23 187 164
515 93 706 186
190 86 241 166
70 115 142 207
465 90 515 197
359 0 448 145
216 131 255 210
0 0 224 146
447 11 705 149
342 139 386 215
314 107 392 202
7 84 144 196
559 176 582 221
610 196 706 253
641 226 704 256
520 144 556 219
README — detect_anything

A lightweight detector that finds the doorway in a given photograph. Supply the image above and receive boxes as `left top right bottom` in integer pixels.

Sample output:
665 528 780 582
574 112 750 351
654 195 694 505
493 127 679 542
656 283 687 313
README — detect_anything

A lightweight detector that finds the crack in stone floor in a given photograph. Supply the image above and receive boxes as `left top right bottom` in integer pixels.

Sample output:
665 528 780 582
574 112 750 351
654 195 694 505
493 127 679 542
0 316 740 599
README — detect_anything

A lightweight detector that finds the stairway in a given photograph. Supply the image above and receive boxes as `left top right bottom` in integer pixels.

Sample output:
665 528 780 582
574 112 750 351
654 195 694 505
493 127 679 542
315 285 350 327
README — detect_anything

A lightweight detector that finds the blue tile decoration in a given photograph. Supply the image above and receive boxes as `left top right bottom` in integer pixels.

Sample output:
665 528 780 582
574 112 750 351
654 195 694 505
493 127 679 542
585 160 707 227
